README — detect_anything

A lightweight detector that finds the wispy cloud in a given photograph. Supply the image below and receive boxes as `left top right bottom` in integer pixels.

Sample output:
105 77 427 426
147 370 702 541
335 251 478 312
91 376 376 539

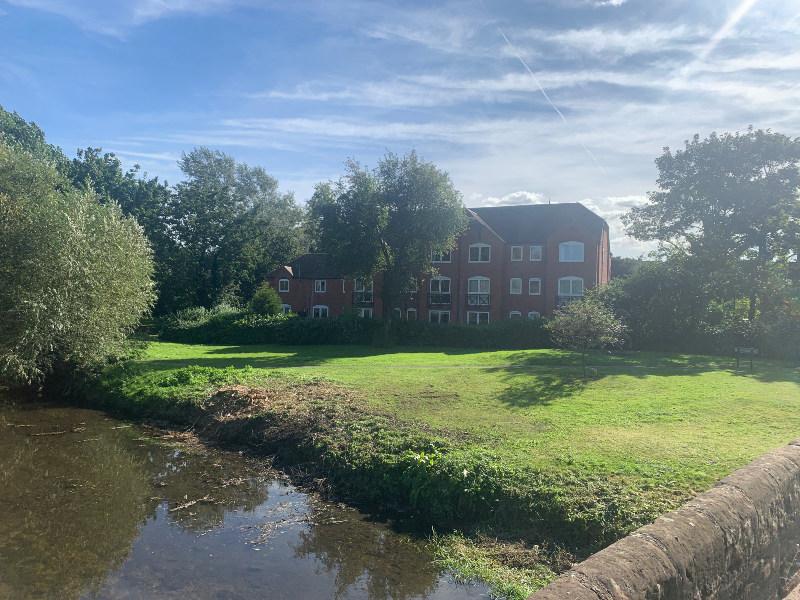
698 0 761 60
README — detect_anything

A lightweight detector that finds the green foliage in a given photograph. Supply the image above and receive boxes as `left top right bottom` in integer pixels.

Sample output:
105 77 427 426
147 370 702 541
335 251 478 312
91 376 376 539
158 308 552 349
164 147 307 311
309 151 468 317
623 128 800 322
248 282 283 316
0 104 68 168
545 296 626 378
0 143 155 384
599 255 800 359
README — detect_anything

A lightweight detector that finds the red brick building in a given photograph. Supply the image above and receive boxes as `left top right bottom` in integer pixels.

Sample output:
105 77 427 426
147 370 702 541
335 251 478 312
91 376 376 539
266 203 611 323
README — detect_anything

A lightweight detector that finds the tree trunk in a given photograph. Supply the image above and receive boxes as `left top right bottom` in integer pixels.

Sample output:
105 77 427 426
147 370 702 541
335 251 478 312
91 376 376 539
582 350 587 380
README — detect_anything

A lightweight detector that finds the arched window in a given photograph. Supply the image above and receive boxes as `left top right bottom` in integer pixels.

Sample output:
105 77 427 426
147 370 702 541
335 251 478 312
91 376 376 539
559 241 584 262
468 243 491 263
558 277 584 296
312 305 329 318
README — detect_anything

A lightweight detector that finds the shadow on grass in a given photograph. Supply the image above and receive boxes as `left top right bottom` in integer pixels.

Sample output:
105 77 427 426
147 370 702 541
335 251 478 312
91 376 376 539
484 368 589 407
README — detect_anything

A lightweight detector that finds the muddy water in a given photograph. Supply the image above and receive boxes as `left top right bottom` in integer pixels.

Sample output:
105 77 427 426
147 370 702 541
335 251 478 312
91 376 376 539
0 404 490 600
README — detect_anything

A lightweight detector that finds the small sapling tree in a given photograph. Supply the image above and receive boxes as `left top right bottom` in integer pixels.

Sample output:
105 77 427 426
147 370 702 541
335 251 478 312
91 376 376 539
545 295 627 380
248 282 283 316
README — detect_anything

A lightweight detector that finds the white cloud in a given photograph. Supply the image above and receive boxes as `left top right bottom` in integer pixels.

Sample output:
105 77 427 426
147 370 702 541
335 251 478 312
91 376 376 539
4 0 248 34
595 0 627 7
468 190 546 207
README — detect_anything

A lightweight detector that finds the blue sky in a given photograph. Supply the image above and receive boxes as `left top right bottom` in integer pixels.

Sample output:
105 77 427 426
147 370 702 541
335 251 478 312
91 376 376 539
1 0 799 256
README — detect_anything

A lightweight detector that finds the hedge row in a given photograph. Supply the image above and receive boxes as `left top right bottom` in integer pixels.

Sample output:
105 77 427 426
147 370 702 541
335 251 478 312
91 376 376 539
158 305 553 349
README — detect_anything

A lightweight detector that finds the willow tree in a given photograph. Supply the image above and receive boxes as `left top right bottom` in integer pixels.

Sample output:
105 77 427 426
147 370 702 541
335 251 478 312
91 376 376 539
308 151 468 320
0 143 155 384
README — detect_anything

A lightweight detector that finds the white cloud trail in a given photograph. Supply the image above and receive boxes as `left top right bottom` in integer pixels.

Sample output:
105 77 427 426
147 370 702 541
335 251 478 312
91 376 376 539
699 0 761 60
477 0 607 177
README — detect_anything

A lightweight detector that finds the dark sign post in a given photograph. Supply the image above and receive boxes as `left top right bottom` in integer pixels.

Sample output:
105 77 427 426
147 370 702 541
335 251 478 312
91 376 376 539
735 347 758 371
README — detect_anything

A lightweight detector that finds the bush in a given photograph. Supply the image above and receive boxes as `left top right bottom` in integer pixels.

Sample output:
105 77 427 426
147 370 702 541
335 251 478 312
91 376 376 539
0 142 155 384
158 308 552 349
248 283 283 316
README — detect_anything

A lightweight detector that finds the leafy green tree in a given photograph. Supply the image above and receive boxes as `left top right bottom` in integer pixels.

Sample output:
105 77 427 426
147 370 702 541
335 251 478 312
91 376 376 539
167 147 307 310
0 143 155 384
622 128 800 321
249 282 283 316
309 151 468 320
545 296 627 379
0 104 68 168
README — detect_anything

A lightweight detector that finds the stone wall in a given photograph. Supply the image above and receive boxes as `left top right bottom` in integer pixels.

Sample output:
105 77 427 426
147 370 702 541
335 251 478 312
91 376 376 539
528 439 800 600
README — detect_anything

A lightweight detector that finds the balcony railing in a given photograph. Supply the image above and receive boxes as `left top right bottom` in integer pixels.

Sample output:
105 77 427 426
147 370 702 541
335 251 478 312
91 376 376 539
352 291 374 305
427 293 451 307
557 295 582 307
466 294 491 307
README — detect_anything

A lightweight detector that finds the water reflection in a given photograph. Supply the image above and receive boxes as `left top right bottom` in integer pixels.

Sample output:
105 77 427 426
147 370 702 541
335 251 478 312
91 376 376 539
0 404 488 600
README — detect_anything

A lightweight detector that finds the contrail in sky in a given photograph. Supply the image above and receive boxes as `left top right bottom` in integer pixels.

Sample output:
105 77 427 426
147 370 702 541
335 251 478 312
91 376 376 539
477 0 607 177
698 0 761 60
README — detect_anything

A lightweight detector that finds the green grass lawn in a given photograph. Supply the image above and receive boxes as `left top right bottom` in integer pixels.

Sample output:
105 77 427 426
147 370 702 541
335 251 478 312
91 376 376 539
110 342 799 598
140 342 799 492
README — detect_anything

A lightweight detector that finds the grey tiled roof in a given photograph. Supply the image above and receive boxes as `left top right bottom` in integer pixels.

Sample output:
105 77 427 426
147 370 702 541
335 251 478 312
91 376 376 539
467 203 607 243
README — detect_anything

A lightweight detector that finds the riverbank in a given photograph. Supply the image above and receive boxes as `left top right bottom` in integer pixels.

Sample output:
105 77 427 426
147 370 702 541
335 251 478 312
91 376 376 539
80 343 800 598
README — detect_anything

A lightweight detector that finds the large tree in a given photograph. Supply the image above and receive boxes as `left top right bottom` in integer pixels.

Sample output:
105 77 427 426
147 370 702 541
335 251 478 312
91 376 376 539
166 147 307 309
622 128 800 320
0 142 155 384
309 151 468 319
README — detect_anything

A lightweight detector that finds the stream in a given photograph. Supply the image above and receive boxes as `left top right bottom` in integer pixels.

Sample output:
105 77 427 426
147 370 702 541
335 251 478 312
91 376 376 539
0 403 490 600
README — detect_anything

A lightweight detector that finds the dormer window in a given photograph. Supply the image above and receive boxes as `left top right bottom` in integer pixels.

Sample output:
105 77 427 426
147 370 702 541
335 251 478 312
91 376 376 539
469 244 490 263
559 242 584 262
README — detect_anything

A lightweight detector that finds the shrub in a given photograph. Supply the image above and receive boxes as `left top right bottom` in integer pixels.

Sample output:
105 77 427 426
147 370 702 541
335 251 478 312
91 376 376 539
158 308 552 349
248 283 283 316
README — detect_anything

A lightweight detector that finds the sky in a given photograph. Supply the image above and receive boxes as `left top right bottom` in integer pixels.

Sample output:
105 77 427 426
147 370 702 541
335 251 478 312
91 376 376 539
1 0 799 257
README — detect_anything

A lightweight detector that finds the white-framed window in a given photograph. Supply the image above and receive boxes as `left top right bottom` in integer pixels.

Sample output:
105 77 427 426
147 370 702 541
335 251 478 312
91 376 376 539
530 246 542 261
528 311 541 319
559 241 584 262
431 249 451 263
407 308 417 320
509 311 522 318
558 277 584 296
510 278 522 295
312 305 329 318
511 246 523 261
358 308 373 318
468 243 491 263
467 311 489 325
429 310 450 323
354 280 373 293
468 277 490 294
315 280 327 293
278 278 289 292
281 304 291 314
342 280 346 293
528 278 541 295
430 277 451 293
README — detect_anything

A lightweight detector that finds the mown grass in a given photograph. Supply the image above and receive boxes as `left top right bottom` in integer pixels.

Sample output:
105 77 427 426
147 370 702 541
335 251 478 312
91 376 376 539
89 342 800 599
